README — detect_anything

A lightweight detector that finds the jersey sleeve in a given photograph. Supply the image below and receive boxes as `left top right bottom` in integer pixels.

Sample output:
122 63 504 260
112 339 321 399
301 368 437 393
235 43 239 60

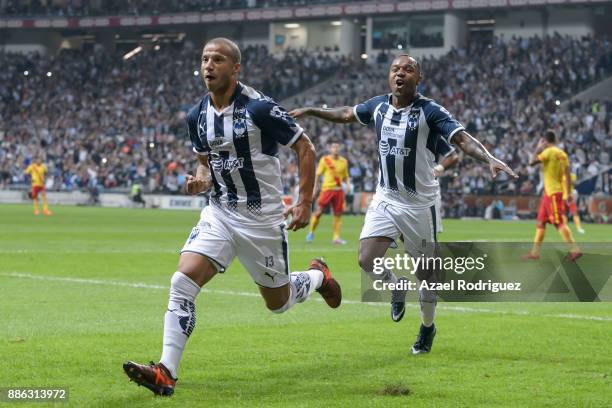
25 164 32 174
316 157 326 177
537 148 550 163
186 102 209 156
436 137 455 159
425 101 464 143
249 99 303 147
353 95 386 126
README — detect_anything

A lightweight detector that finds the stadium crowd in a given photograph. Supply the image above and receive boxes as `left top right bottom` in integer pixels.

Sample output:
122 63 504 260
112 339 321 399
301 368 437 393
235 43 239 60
286 34 612 203
0 0 355 16
1 34 611 218
0 43 349 192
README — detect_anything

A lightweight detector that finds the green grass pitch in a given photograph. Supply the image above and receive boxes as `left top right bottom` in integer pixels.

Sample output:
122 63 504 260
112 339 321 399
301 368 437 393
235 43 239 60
1 204 611 407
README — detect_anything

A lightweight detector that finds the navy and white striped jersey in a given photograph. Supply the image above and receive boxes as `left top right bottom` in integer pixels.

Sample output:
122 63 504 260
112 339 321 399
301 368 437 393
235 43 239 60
435 136 455 163
186 82 303 226
353 93 463 208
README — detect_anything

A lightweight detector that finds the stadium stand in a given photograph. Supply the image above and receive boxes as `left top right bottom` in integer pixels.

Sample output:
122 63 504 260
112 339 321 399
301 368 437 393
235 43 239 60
0 44 350 193
0 0 358 17
0 33 610 217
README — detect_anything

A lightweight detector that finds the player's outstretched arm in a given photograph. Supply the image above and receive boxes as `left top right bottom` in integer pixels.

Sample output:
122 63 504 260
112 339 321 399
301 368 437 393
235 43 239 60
185 154 212 195
289 106 357 124
452 131 518 179
283 134 316 231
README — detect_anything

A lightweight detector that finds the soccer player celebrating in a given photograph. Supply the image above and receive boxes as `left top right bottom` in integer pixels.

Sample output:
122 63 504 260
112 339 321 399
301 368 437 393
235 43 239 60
565 173 585 234
306 140 351 245
290 54 516 354
123 38 341 396
523 130 582 261
24 156 52 216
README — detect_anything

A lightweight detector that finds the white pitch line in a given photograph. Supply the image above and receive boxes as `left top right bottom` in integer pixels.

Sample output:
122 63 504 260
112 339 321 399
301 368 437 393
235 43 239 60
1 272 611 322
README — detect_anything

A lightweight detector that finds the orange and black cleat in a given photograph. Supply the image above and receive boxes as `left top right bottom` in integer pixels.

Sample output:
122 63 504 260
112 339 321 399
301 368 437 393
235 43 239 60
123 361 176 396
309 258 342 308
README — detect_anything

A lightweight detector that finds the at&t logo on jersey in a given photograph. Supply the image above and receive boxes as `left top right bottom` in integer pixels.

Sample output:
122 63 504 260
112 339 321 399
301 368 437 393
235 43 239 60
379 140 411 157
211 156 245 172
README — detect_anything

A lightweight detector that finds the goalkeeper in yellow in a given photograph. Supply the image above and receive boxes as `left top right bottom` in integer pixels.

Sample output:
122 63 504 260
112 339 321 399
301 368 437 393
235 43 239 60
306 141 350 245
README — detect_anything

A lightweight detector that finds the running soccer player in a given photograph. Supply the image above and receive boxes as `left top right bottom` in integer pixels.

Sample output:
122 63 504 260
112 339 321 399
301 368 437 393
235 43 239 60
24 156 52 216
306 140 351 245
290 54 516 354
123 38 341 396
564 173 585 234
523 130 582 261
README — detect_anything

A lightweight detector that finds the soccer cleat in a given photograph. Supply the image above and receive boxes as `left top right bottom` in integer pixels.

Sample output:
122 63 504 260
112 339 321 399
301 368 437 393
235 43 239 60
305 232 314 243
123 361 176 396
565 251 583 262
332 238 347 245
310 258 342 308
390 277 408 322
411 323 436 355
577 228 585 234
521 253 540 261
34 209 40 216
42 209 53 216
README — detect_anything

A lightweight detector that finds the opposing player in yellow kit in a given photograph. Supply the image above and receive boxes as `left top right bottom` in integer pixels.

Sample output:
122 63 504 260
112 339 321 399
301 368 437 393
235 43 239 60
523 130 580 261
306 141 351 245
564 173 585 234
24 157 52 216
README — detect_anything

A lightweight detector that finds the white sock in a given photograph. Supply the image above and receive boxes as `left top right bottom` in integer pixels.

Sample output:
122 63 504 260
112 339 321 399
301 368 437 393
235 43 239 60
159 272 201 379
271 269 323 313
418 284 437 327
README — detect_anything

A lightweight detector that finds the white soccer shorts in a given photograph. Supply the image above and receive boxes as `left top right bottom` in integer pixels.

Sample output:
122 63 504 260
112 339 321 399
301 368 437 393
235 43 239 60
359 198 438 257
181 205 290 288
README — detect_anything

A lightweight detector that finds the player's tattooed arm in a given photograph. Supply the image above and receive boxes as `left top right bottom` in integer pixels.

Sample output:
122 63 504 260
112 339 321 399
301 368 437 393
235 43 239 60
289 106 357 124
186 154 212 195
452 131 518 179
283 134 316 231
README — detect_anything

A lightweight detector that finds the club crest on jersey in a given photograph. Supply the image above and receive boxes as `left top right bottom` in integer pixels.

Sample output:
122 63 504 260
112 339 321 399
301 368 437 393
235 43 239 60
233 119 246 137
407 111 419 130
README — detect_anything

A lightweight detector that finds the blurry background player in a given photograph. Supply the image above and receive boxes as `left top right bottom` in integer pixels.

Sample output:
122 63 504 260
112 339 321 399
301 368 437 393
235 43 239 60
564 173 585 234
24 156 52 216
122 38 342 397
523 130 581 261
306 140 351 245
290 54 516 355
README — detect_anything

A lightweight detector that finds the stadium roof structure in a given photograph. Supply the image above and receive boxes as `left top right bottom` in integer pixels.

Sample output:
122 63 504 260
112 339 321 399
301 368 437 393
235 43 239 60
2 0 609 29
